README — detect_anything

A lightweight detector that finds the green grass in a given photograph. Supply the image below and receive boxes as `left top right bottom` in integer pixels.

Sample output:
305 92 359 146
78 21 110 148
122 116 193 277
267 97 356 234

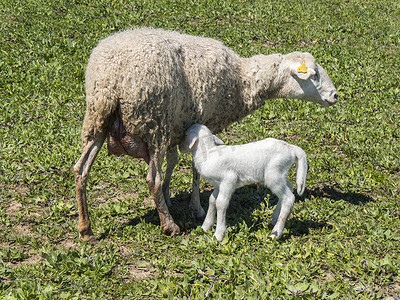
1 0 399 298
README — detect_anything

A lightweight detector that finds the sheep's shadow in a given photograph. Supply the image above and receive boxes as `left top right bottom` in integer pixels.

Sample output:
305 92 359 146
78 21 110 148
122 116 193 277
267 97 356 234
122 183 374 238
123 190 205 234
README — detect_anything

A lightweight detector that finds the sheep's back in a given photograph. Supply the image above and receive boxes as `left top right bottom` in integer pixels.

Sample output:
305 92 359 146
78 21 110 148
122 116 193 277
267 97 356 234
85 28 243 148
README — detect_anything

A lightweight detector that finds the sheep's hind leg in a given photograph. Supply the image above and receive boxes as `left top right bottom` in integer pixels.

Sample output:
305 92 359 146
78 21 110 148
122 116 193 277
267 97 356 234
72 132 106 242
162 147 179 207
147 149 180 236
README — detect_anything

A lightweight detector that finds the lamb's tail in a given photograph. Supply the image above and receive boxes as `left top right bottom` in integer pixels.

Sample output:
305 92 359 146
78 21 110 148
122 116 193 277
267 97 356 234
292 145 307 196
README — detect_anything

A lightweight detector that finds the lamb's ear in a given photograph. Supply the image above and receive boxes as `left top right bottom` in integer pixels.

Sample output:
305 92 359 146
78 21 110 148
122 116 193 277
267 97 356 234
188 132 199 149
213 135 224 145
292 62 316 80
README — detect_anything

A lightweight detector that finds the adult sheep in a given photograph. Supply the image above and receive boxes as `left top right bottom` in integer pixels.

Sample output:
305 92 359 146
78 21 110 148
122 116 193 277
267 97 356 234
73 27 338 242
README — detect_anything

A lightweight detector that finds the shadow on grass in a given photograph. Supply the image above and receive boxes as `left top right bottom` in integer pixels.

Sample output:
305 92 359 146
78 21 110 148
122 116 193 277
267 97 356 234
123 190 212 234
304 183 375 205
120 182 374 239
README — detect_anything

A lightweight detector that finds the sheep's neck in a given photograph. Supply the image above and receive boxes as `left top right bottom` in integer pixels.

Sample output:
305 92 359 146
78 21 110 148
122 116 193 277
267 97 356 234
238 54 283 112
192 54 284 134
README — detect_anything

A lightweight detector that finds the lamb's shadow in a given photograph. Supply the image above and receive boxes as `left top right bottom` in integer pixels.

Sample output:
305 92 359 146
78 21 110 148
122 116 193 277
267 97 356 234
122 183 374 239
303 183 374 205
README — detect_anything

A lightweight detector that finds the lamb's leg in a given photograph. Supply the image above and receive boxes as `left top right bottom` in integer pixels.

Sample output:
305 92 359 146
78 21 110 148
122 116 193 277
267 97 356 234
146 149 180 236
271 178 293 225
202 189 219 231
271 199 281 226
162 147 179 207
269 183 295 240
190 166 206 219
72 132 106 242
214 186 234 241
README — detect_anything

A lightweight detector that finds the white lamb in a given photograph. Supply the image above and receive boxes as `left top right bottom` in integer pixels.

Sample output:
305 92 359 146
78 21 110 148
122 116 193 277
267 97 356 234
180 124 307 241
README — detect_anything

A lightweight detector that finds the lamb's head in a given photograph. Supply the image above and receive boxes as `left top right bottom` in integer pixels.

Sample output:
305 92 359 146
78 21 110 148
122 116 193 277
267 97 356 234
276 52 338 107
179 124 224 154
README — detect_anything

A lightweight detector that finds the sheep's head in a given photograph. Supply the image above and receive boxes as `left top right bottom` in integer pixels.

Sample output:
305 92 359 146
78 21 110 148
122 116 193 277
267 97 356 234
278 52 338 107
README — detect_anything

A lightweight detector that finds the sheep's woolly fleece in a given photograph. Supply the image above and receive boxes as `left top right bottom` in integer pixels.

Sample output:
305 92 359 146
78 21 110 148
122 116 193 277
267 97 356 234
80 27 290 151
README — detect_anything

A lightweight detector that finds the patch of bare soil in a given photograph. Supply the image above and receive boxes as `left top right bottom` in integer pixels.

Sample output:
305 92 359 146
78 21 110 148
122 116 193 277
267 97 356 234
124 263 183 281
14 184 30 196
92 186 155 208
128 264 158 280
5 199 22 215
12 224 32 236
5 253 45 269
60 237 78 249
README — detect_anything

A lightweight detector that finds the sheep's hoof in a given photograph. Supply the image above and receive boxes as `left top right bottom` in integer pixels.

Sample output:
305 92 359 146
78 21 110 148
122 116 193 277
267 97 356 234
78 226 97 243
162 221 180 236
79 233 98 243
191 207 206 220
196 208 206 220
85 235 99 244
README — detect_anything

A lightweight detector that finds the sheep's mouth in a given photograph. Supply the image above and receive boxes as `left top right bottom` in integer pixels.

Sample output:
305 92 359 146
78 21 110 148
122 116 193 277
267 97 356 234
325 92 338 106
322 99 337 107
326 98 338 106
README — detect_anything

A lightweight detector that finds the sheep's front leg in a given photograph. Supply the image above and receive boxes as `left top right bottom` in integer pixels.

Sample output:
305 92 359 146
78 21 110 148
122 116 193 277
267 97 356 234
72 132 106 242
147 150 180 236
190 166 206 219
202 189 218 231
162 147 179 207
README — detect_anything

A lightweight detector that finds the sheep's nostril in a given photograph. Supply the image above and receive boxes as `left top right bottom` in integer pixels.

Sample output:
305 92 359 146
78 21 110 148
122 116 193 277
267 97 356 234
329 91 338 103
333 93 338 101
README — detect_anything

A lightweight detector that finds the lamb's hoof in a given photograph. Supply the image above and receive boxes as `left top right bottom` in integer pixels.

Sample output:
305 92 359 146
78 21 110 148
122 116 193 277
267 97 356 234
268 232 280 240
162 222 180 236
214 233 225 242
201 224 212 232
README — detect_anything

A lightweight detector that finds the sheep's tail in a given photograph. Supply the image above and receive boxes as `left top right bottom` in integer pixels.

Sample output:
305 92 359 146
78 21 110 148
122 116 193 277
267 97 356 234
81 93 119 146
292 145 307 196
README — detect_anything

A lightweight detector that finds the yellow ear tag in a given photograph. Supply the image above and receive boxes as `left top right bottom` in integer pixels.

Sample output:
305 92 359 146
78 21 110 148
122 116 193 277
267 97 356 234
297 62 307 73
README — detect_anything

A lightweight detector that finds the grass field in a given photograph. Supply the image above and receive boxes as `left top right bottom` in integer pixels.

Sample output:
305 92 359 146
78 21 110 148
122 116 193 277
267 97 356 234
1 0 399 298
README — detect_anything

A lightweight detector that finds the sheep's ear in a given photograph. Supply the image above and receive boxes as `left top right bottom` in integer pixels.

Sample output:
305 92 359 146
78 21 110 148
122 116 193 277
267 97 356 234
292 62 316 80
188 133 199 149
213 135 224 145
